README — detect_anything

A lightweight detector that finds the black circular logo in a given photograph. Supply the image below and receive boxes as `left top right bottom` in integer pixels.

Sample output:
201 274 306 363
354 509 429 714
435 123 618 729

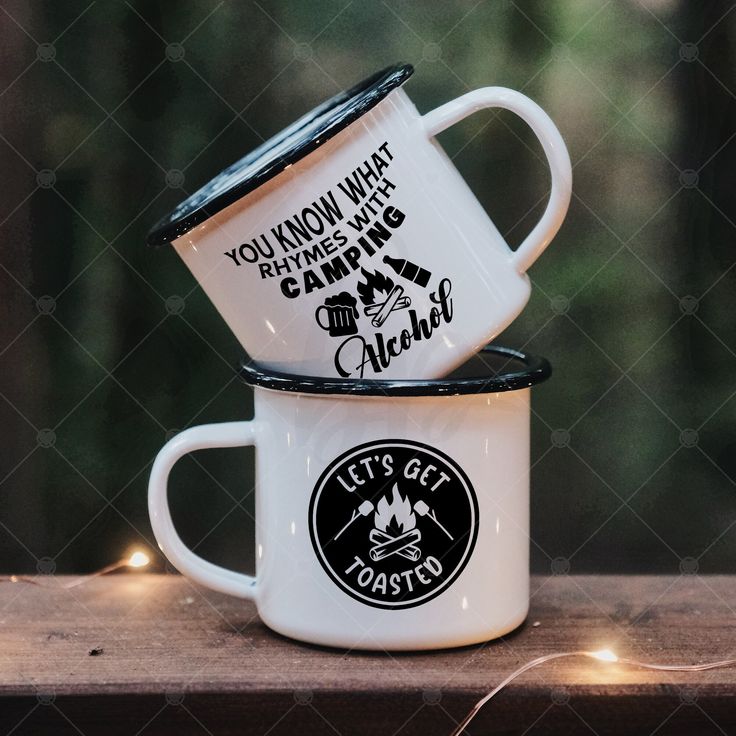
309 440 478 609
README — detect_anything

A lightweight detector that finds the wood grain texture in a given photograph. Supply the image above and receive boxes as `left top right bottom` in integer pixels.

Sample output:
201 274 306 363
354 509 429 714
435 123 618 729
0 575 734 735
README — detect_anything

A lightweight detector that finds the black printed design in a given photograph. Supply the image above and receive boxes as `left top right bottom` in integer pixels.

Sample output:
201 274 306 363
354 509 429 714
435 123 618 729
212 138 456 378
315 292 359 336
318 254 434 335
357 267 411 327
382 254 431 287
309 440 478 610
313 251 453 378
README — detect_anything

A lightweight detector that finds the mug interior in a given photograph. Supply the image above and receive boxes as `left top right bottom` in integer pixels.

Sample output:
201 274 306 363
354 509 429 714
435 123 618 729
238 345 551 397
147 63 413 246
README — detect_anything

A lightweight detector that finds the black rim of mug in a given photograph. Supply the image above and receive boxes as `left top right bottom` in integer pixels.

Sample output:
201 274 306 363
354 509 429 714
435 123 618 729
147 63 414 246
238 345 551 397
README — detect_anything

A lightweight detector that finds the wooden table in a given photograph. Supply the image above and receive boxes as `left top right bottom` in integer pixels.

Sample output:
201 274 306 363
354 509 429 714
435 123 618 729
1 575 734 735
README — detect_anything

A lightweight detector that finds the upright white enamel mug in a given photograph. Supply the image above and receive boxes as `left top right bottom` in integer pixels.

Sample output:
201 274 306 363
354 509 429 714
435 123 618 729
148 64 570 379
148 346 551 651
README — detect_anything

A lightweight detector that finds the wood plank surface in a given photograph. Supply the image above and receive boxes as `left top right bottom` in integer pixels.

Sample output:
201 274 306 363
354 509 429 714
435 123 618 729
0 575 734 735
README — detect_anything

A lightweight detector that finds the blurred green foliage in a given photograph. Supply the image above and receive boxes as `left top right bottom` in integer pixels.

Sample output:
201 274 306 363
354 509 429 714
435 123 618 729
0 0 734 574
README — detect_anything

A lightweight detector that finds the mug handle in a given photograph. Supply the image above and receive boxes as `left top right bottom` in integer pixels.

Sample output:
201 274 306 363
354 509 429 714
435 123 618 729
422 87 572 274
148 421 259 600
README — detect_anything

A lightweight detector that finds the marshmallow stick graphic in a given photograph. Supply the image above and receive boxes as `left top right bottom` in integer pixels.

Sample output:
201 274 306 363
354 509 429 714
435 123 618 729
333 500 374 540
414 500 454 540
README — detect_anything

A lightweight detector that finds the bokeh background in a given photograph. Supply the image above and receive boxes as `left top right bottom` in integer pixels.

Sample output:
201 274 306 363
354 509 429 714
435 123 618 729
1 0 734 575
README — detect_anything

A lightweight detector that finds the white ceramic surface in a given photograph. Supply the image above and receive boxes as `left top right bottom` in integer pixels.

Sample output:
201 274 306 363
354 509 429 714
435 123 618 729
148 383 534 651
171 85 571 379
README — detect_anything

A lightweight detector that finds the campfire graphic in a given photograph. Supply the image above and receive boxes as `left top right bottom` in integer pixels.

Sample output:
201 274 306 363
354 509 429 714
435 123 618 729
369 484 422 562
356 268 412 328
332 484 454 557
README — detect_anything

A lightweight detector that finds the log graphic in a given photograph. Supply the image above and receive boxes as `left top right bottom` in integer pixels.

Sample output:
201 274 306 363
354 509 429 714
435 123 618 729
369 528 421 562
364 297 410 315
369 529 421 561
370 285 405 328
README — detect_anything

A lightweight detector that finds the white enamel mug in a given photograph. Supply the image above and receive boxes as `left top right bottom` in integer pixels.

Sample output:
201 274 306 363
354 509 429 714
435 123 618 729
148 64 571 379
148 346 551 651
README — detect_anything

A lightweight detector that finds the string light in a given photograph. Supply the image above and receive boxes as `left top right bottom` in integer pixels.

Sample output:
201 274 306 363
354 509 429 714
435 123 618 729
590 648 618 662
127 551 150 568
0 575 39 585
450 648 736 736
1 550 152 587
62 550 151 589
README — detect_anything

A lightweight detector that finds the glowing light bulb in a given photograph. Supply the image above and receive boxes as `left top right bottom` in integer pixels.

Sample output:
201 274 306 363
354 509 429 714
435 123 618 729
590 648 618 662
128 551 150 568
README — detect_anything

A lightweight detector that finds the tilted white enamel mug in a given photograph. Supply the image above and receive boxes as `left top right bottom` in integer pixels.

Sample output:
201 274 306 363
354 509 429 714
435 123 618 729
148 346 551 650
148 64 571 379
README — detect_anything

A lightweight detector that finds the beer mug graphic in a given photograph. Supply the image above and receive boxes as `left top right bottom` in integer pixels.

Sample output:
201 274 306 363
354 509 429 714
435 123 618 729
315 292 359 337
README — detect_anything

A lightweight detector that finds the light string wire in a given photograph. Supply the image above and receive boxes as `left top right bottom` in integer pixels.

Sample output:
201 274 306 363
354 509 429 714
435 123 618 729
450 649 736 736
62 550 150 588
0 550 151 588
